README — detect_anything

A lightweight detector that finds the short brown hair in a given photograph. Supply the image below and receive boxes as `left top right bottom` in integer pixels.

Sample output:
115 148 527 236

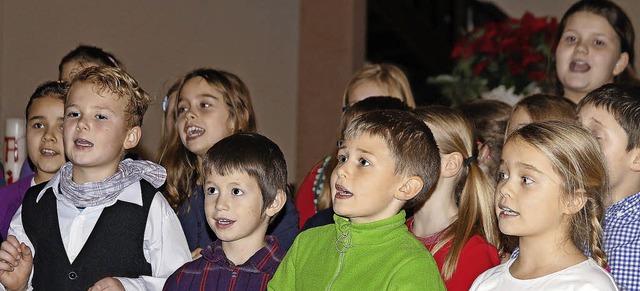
202 133 287 215
343 110 440 207
70 66 151 129
578 83 640 151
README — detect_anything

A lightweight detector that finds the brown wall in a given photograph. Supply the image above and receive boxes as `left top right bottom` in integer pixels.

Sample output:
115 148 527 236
0 1 300 180
295 0 366 183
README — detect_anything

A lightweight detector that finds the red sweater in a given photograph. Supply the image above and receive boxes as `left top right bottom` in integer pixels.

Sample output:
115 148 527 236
295 161 324 229
407 218 500 291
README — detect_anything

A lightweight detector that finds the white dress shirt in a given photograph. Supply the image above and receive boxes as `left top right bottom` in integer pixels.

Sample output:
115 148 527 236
3 175 191 290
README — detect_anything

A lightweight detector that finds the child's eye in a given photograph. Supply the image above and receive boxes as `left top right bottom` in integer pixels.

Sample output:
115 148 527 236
95 114 108 120
564 35 577 43
593 39 605 46
32 123 45 129
337 154 347 164
358 158 370 167
206 187 219 195
497 171 508 182
177 106 188 115
522 176 534 185
200 102 211 108
66 112 80 119
231 188 244 196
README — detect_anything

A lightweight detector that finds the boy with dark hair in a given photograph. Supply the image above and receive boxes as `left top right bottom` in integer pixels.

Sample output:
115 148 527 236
577 83 640 291
164 133 287 290
0 66 190 291
269 110 446 290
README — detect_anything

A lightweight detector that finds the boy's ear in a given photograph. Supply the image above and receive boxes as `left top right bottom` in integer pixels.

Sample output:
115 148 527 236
265 189 287 218
613 52 630 76
396 176 423 201
442 152 463 178
630 148 640 172
564 188 587 215
123 126 142 150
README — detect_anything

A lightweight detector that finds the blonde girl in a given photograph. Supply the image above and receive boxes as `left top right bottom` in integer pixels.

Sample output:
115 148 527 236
160 68 298 256
410 106 500 290
554 0 636 104
471 121 617 290
343 63 416 108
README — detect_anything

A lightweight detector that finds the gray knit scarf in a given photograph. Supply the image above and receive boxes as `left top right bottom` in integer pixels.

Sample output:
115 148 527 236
55 159 166 208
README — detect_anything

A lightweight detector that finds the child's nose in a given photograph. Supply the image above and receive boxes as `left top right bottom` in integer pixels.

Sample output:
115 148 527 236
575 40 588 54
42 126 59 142
334 163 348 179
76 116 89 131
214 194 230 211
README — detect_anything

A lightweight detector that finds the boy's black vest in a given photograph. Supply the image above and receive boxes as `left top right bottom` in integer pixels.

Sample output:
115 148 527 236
22 180 156 290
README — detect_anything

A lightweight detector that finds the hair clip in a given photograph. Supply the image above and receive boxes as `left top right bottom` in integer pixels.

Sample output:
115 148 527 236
162 95 169 113
463 155 477 166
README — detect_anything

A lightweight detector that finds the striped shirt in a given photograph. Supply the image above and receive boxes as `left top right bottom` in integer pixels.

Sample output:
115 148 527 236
603 191 640 291
163 236 285 291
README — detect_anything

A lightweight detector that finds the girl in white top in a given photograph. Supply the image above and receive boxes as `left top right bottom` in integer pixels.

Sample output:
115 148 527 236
471 121 619 290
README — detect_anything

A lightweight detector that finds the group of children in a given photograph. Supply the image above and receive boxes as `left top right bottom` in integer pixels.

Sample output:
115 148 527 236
0 0 640 290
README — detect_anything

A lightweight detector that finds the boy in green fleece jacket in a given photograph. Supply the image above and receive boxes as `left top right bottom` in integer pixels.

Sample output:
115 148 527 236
268 110 446 290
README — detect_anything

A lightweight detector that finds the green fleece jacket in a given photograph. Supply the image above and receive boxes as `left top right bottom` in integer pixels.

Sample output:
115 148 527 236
268 211 445 290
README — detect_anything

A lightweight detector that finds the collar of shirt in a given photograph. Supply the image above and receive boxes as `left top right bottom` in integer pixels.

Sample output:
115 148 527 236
36 174 143 208
202 235 282 274
605 191 640 222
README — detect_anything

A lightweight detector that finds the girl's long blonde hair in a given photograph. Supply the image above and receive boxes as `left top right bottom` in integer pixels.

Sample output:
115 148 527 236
508 120 609 268
413 106 500 280
160 68 256 211
343 63 416 108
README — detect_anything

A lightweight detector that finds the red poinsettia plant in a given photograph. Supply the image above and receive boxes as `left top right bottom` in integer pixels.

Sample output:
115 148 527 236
429 12 558 105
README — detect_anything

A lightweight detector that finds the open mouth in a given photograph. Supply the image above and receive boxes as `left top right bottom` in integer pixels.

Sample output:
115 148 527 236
40 148 60 156
499 204 520 217
569 60 590 73
335 184 353 199
215 218 236 229
74 138 93 148
185 125 205 138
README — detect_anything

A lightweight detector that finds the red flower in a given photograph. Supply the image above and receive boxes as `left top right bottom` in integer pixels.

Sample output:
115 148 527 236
443 12 557 97
474 59 490 76
528 70 546 81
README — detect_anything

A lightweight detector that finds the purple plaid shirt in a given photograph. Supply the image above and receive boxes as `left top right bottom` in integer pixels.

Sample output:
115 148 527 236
163 236 285 291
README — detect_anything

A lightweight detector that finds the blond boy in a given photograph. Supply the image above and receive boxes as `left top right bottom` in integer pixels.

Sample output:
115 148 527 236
0 67 190 291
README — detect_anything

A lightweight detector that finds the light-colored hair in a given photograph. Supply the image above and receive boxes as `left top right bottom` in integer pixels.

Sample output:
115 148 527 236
413 106 499 280
160 68 256 211
70 66 150 129
343 63 416 108
507 120 609 268
511 94 576 123
157 79 181 162
343 110 440 208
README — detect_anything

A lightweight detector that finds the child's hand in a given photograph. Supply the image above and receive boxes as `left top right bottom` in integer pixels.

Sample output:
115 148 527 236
191 247 203 260
0 235 32 291
88 277 125 291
